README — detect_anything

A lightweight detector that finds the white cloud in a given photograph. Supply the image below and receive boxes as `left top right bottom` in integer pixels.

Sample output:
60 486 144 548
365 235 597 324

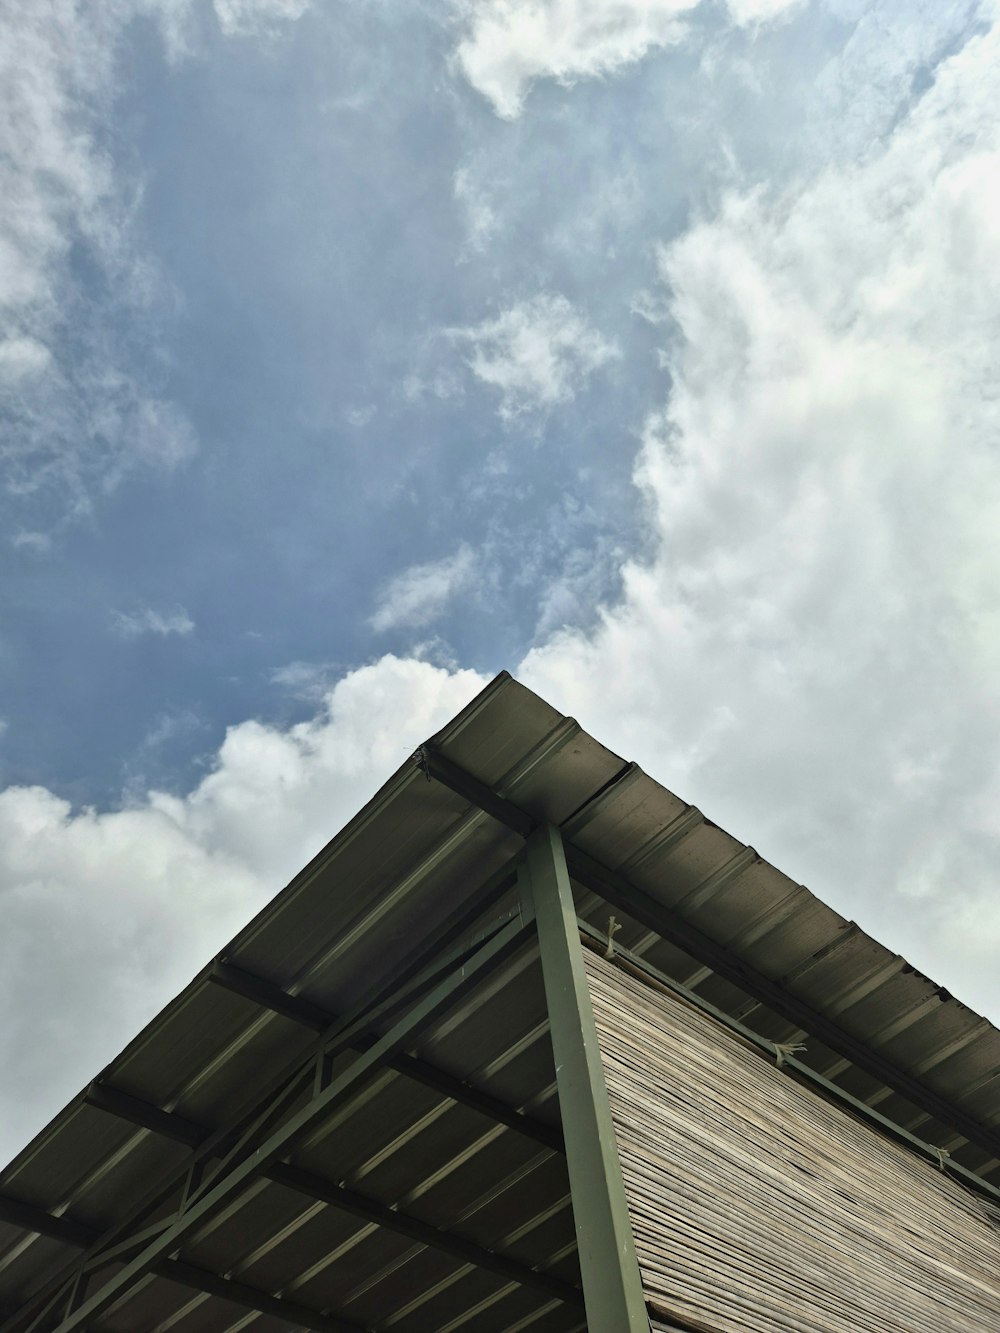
213 0 312 38
344 404 376 428
112 605 196 638
6 0 1000 1181
0 1 202 519
371 545 478 633
804 0 979 165
453 166 499 252
453 293 619 418
453 0 803 119
727 0 803 18
0 656 484 1165
522 16 1000 1014
9 530 51 553
0 0 311 526
0 336 51 384
269 659 340 700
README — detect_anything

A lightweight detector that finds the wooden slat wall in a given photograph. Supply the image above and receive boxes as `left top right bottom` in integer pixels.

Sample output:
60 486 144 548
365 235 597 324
584 951 1000 1333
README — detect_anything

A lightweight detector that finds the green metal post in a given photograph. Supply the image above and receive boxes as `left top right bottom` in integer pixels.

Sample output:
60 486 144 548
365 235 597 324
520 824 649 1333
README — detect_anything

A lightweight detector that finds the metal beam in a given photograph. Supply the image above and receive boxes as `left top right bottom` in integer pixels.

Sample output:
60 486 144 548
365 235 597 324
157 1258 362 1332
208 960 562 1153
421 745 1000 1166
269 1162 581 1306
324 856 520 1035
4 940 562 1332
0 1197 94 1250
50 914 531 1333
388 1053 563 1152
208 961 328 1029
4 1141 576 1333
417 745 534 837
84 1083 203 1147
576 921 1000 1209
74 1091 574 1301
0 1200 355 1333
6 879 553 1333
206 845 519 1043
316 911 526 1068
564 844 1000 1158
520 825 649 1333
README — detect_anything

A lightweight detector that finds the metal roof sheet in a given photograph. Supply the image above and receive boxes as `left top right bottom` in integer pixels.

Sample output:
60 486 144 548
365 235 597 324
2 671 998 1331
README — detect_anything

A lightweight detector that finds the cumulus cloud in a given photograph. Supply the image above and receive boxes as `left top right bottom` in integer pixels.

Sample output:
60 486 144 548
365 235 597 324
523 15 1000 1013
453 0 802 118
0 657 484 1165
6 0 1000 1178
111 605 195 638
453 293 619 417
371 544 478 633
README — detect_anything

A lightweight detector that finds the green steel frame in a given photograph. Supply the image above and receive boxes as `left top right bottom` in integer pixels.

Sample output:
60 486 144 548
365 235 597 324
6 723 999 1332
421 744 1000 1167
3 825 662 1333
575 918 1000 1209
519 825 650 1333
1 907 584 1333
2 826 659 1333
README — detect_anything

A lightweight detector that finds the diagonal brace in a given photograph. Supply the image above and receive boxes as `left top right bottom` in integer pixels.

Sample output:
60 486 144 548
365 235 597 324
49 912 531 1333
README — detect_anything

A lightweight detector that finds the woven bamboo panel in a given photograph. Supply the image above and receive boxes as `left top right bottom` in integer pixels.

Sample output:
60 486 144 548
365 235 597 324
584 950 1000 1333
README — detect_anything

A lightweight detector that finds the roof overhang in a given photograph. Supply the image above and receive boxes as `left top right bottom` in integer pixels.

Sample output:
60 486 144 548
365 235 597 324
2 672 997 1330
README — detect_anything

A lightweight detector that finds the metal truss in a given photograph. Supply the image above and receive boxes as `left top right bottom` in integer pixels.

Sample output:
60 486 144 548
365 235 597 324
1 904 582 1333
419 744 1000 1168
7 737 994 1333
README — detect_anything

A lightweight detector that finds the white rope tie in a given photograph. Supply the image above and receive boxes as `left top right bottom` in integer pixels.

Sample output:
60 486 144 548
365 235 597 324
604 915 623 959
772 1041 807 1069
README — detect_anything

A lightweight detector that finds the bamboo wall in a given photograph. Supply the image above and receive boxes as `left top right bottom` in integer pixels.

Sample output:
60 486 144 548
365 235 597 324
584 950 1000 1332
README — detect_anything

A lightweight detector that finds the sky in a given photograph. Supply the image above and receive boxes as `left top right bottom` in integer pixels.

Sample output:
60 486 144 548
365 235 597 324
1 0 999 1166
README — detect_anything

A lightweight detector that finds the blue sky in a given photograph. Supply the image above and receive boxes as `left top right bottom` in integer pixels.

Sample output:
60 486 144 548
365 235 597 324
2 0 1000 1162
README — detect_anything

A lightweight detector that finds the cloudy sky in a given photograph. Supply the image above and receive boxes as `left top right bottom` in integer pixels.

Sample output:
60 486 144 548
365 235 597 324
2 0 999 1165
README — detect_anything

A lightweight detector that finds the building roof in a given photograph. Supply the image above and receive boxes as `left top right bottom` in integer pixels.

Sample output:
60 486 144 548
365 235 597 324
2 671 998 1331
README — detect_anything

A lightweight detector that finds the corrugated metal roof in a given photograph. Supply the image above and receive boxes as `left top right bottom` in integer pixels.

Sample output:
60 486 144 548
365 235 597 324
1 671 997 1331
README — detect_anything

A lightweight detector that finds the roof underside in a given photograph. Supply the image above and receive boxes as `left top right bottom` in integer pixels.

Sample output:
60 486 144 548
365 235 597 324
2 672 998 1332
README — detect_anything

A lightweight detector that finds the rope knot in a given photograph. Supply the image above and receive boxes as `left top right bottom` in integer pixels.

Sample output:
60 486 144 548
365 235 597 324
604 915 623 959
772 1041 807 1069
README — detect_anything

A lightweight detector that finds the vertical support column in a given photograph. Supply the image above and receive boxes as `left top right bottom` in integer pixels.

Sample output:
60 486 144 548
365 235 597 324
520 824 649 1333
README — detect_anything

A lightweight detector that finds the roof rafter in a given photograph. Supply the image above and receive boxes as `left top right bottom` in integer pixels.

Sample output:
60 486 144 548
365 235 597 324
206 962 563 1153
66 1093 578 1304
0 1197 361 1333
419 744 1000 1165
44 914 538 1333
